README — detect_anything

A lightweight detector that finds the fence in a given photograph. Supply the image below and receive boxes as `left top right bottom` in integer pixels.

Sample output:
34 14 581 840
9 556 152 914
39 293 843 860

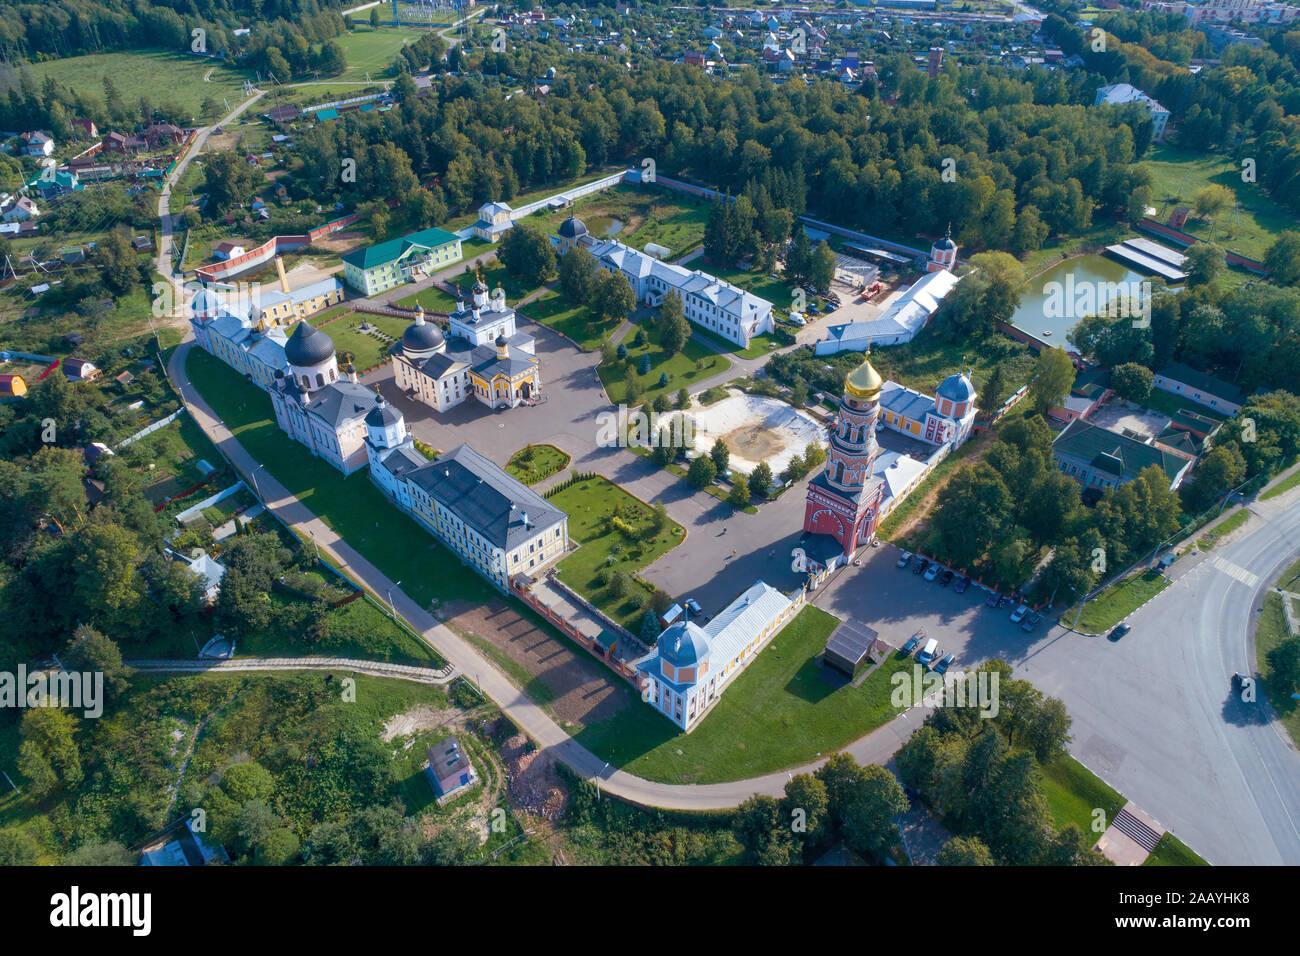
512 170 632 219
174 480 248 524
116 407 187 449
509 576 644 686
1135 218 1270 275
193 213 361 281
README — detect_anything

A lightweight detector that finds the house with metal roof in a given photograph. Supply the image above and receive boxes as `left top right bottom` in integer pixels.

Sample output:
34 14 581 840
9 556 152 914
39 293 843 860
568 229 774 348
1152 362 1246 415
472 201 514 242
426 737 477 798
815 268 961 354
877 370 978 448
370 438 569 592
340 226 463 296
635 581 799 731
1051 418 1194 492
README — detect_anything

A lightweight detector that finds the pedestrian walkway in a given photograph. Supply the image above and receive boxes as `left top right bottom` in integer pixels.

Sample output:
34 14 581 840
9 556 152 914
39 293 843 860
127 655 457 684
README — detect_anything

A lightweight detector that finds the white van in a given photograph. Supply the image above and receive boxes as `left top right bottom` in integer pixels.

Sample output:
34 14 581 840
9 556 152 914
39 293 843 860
917 638 939 666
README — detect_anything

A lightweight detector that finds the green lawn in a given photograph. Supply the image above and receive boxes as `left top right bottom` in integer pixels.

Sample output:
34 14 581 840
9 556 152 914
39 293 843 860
1142 144 1296 261
692 326 780 360
1139 385 1229 422
521 286 614 351
332 26 429 81
1256 556 1300 749
29 49 251 123
524 185 709 257
185 347 494 613
704 262 799 318
574 606 915 783
1144 831 1210 866
313 313 397 371
1040 755 1125 836
547 475 684 629
1261 468 1300 502
394 284 463 314
1067 570 1170 634
600 321 730 404
505 443 570 485
237 591 446 666
1198 507 1249 550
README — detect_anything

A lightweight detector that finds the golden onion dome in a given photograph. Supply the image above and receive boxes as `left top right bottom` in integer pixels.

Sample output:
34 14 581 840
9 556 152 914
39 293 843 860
844 353 883 400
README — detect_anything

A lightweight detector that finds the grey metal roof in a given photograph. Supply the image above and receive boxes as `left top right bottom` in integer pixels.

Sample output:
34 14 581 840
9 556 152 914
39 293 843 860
304 380 379 427
406 444 566 550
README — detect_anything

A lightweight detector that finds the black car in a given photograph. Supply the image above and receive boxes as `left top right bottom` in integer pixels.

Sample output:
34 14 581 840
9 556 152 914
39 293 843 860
939 569 954 587
954 576 971 594
1020 611 1042 633
1108 622 1131 642
913 558 929 576
985 592 1000 608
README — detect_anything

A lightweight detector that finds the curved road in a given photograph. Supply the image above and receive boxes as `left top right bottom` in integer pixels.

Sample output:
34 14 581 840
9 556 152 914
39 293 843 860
153 84 1300 862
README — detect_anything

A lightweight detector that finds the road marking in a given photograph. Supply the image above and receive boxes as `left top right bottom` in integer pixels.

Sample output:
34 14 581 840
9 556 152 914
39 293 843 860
1211 556 1260 590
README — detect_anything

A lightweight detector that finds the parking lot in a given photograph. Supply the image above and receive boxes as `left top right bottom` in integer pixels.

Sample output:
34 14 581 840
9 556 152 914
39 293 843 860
809 541 1049 676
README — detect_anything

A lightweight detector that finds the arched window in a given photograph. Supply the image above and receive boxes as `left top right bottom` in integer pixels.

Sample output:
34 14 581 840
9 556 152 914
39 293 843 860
301 374 310 388
329 368 336 382
316 373 324 388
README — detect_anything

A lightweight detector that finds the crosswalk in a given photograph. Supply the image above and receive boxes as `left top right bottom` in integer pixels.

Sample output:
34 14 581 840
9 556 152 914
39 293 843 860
1210 556 1260 590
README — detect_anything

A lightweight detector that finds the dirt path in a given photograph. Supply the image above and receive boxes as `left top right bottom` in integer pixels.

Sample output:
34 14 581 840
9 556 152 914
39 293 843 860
882 424 999 546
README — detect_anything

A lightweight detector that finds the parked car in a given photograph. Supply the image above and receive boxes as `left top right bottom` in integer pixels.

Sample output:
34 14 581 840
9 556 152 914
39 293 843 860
1108 622 1131 642
916 638 940 666
1020 611 1042 632
954 576 971 594
900 635 922 656
1010 604 1030 623
924 563 940 582
897 551 912 569
933 653 956 675
939 569 954 587
985 591 1001 608
684 598 703 616
913 558 929 576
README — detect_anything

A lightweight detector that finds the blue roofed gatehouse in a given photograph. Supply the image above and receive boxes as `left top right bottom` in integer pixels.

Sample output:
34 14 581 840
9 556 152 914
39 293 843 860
635 581 804 731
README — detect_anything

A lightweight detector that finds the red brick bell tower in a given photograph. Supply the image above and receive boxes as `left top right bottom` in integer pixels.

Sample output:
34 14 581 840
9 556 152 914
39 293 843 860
802 353 886 559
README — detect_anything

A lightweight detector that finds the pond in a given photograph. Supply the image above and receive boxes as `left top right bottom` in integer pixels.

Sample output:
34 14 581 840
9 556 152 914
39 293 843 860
1010 254 1153 347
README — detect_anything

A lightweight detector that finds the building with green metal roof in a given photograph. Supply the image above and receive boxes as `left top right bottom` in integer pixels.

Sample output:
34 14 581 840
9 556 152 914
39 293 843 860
340 226 463 296
1051 418 1194 493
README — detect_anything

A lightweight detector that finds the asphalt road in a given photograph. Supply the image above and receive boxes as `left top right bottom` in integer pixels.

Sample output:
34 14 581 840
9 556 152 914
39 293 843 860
1017 488 1300 866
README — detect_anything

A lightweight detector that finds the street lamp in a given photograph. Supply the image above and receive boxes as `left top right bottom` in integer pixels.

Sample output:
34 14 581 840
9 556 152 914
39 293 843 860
308 529 319 561
387 580 402 621
249 463 266 502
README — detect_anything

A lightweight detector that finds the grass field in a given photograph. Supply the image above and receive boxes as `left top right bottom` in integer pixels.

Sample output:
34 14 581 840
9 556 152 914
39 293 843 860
521 287 613 351
573 605 915 783
1261 468 1300 501
1256 556 1300 749
332 26 431 81
525 185 710 257
547 474 684 629
1067 570 1170 634
505 443 570 484
1144 831 1210 866
1040 755 1125 835
1198 507 1250 550
185 346 494 613
237 591 445 665
1142 145 1295 261
314 313 397 371
28 49 251 123
600 320 730 405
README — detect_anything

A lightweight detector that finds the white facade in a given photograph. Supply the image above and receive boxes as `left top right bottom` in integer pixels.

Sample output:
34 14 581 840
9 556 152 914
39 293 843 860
582 236 775 348
635 581 800 732
1095 83 1171 141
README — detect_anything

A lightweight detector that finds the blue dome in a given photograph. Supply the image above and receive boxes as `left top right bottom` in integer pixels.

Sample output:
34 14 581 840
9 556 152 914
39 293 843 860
558 215 588 239
937 372 975 404
402 319 444 354
285 321 335 367
659 620 711 667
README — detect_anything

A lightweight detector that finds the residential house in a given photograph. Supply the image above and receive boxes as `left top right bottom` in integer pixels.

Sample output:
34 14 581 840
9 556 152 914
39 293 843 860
1052 418 1195 492
425 738 477 798
340 226 463 296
